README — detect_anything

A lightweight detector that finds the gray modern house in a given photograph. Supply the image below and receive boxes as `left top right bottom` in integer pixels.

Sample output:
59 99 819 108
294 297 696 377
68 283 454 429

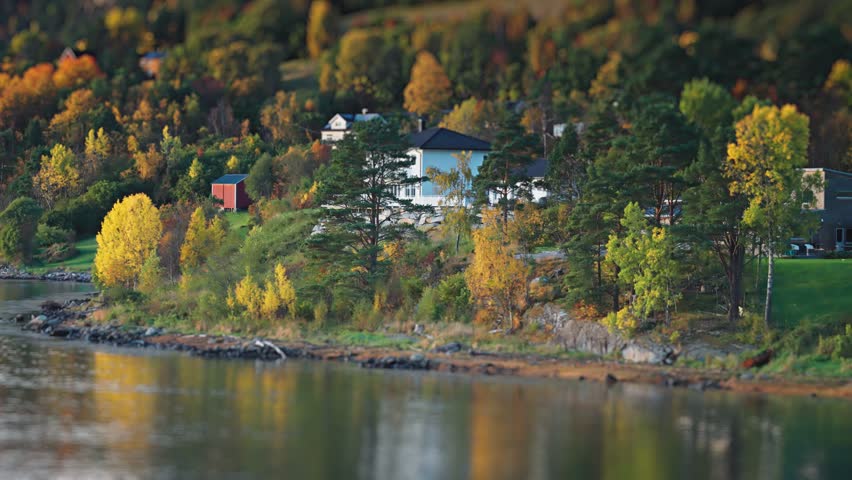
802 168 852 251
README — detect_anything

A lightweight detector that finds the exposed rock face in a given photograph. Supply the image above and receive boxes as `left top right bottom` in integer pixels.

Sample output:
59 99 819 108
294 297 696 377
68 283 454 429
524 303 572 330
622 341 676 365
555 318 627 357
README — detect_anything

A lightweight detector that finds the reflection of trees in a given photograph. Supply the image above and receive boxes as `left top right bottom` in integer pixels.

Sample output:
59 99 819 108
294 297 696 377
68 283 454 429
92 351 158 461
469 382 533 480
6 334 852 479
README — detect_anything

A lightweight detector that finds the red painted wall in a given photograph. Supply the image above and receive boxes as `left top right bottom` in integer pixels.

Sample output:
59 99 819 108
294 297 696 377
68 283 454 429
212 182 251 210
236 182 251 209
212 183 236 209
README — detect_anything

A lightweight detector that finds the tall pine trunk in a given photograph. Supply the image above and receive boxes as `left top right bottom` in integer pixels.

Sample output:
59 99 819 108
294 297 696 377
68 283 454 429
727 244 745 323
763 248 774 330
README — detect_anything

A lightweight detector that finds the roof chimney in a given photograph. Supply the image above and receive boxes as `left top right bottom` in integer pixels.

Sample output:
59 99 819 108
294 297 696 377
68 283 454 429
362 108 368 115
418 117 424 132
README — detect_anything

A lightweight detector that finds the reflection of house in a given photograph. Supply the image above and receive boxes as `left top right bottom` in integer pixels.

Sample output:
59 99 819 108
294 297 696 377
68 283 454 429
139 52 166 78
321 109 384 144
403 127 491 207
802 168 852 251
212 174 251 211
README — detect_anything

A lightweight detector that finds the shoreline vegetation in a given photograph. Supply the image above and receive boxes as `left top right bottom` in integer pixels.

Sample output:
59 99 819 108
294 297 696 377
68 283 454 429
8 295 851 400
0 1 849 406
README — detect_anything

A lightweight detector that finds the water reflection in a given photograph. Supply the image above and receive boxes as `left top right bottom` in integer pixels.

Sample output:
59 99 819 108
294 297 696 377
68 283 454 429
1 282 851 479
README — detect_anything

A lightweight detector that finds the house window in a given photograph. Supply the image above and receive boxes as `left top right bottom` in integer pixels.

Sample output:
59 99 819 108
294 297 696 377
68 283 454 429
838 228 845 244
405 183 417 198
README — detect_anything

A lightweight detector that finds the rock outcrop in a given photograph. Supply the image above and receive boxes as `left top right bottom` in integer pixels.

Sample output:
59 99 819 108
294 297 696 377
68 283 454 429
555 319 627 357
621 340 676 365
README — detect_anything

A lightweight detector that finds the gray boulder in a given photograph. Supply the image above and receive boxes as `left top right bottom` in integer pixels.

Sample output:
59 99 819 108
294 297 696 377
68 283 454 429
555 316 627 356
622 340 675 364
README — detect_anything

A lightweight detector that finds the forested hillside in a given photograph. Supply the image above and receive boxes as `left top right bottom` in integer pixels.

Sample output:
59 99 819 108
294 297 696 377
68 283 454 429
0 1 850 357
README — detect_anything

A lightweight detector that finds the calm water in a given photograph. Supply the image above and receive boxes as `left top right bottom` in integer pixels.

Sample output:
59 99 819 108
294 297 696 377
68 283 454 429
1 281 851 479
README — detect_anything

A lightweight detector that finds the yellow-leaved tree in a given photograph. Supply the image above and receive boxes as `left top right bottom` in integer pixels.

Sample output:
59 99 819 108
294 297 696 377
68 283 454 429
228 263 297 322
404 51 452 117
180 207 226 274
725 104 810 329
94 194 162 289
33 143 80 208
465 208 529 330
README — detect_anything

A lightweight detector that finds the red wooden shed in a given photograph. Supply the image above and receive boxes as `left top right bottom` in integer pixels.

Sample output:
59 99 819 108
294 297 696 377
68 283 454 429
212 174 251 210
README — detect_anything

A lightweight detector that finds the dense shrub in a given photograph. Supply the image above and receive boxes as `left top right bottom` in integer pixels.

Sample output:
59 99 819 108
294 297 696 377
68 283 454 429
0 197 42 264
37 242 77 263
35 224 74 247
436 272 471 321
415 286 440 322
817 325 852 360
241 208 320 274
42 180 146 237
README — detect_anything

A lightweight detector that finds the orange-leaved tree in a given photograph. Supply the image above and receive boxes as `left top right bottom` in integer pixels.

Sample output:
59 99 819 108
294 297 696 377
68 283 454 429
465 208 529 330
404 51 452 117
94 194 162 289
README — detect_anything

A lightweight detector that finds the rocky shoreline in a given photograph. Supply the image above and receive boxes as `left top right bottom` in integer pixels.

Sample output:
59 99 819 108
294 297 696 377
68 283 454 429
8 298 852 399
0 265 92 282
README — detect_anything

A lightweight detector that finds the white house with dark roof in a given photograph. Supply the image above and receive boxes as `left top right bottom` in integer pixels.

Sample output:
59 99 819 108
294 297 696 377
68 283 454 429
401 127 492 207
525 158 550 203
321 109 384 144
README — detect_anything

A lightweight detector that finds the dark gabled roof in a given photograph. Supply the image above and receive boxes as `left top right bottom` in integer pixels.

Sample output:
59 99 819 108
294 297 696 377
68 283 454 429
213 174 248 185
511 158 550 179
525 158 549 178
407 127 491 151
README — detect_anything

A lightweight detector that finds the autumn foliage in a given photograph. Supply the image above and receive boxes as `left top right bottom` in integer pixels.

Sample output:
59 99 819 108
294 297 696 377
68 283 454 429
180 207 226 273
465 208 529 330
53 54 104 89
404 51 452 116
94 194 163 289
228 263 297 322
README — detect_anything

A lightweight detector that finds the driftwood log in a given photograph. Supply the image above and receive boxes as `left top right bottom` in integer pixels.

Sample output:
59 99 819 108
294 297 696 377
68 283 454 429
742 349 774 369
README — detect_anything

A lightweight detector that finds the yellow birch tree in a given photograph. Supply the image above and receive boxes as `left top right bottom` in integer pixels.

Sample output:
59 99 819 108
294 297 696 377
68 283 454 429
33 143 80 208
94 194 162 289
465 208 529 330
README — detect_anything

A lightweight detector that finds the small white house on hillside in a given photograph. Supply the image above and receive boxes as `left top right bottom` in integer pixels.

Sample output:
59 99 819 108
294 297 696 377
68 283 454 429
525 158 550 203
400 127 491 207
321 109 384 144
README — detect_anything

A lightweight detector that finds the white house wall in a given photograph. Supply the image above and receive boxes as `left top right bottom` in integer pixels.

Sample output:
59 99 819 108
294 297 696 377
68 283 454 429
404 148 488 207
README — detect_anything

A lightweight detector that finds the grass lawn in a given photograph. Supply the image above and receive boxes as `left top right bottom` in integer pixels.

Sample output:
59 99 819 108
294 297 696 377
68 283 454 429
225 211 252 240
29 237 98 274
748 258 852 329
